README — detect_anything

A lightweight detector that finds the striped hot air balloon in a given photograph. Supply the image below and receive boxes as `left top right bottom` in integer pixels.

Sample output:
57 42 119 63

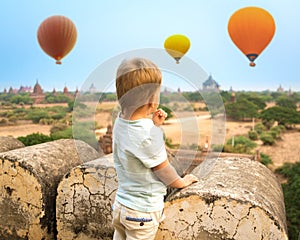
37 15 77 64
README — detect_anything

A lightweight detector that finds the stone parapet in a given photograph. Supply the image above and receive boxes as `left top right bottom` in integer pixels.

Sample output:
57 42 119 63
0 136 24 153
157 157 288 239
56 154 288 240
56 154 116 240
0 139 100 240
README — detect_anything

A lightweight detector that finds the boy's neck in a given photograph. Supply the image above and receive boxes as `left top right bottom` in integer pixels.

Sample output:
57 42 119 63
121 105 152 120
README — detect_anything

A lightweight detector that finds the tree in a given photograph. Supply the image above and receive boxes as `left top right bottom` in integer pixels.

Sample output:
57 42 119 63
276 162 300 240
10 94 34 105
276 96 297 110
182 91 203 102
259 106 300 128
220 91 232 103
225 99 259 121
238 93 267 109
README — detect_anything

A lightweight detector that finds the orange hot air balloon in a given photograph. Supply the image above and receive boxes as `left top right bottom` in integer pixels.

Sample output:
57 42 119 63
37 15 77 64
228 7 275 67
164 34 190 64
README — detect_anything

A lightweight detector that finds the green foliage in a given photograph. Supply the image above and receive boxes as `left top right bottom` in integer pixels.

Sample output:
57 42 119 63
248 130 258 140
50 123 68 134
262 118 275 129
259 132 275 145
72 121 99 150
259 106 300 128
72 102 93 119
269 126 284 139
254 122 267 134
51 112 67 120
25 109 50 123
260 153 273 166
103 92 117 101
220 91 232 103
17 126 73 146
225 99 259 121
276 162 300 240
164 137 179 149
8 115 17 124
270 92 286 101
225 136 257 154
45 93 71 103
18 133 52 146
211 144 224 152
0 119 7 126
276 96 297 110
50 127 73 140
10 94 34 105
201 91 225 118
238 93 267 110
182 91 203 102
159 95 170 104
0 105 69 124
77 92 103 102
68 101 75 111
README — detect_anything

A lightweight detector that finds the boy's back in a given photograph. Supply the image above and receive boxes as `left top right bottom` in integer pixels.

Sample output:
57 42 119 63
113 116 167 212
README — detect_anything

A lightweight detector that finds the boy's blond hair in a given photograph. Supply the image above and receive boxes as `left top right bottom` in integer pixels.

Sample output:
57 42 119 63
116 58 162 112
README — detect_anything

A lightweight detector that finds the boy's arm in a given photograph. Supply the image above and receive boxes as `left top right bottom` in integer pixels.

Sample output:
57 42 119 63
152 160 198 188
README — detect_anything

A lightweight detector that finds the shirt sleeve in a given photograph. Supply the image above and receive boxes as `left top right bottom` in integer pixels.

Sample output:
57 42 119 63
135 126 167 169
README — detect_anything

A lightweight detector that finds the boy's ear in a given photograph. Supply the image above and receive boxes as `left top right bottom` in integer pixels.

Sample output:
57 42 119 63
148 94 155 104
150 102 155 109
147 95 156 109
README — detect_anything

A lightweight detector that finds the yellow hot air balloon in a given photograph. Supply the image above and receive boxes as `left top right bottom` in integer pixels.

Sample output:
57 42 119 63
164 34 190 63
228 7 276 67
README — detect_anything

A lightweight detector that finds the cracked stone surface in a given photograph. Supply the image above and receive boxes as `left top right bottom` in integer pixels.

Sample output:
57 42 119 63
56 154 117 240
156 157 288 240
0 136 24 153
56 155 287 240
0 139 100 240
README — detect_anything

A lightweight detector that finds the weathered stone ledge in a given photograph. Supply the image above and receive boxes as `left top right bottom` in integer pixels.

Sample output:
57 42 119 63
0 136 24 153
0 139 100 240
0 138 288 239
157 157 288 240
55 154 288 240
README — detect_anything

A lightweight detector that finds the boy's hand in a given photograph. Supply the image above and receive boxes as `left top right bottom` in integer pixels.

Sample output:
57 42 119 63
182 174 199 187
152 108 168 126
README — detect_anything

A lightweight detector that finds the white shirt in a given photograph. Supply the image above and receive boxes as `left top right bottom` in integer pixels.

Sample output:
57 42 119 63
112 114 167 212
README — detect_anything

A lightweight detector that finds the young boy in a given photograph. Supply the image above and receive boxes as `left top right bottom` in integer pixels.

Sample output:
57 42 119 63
112 57 198 240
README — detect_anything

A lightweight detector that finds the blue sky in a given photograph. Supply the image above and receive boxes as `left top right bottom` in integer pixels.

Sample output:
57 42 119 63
0 0 299 92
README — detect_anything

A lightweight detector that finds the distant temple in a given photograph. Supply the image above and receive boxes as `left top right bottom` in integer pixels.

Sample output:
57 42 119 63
202 75 220 92
18 86 32 93
2 80 78 104
89 83 97 93
30 81 46 104
277 84 284 92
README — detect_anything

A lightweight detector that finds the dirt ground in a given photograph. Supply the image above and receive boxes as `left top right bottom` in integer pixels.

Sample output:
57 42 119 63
258 130 300 168
0 124 52 138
